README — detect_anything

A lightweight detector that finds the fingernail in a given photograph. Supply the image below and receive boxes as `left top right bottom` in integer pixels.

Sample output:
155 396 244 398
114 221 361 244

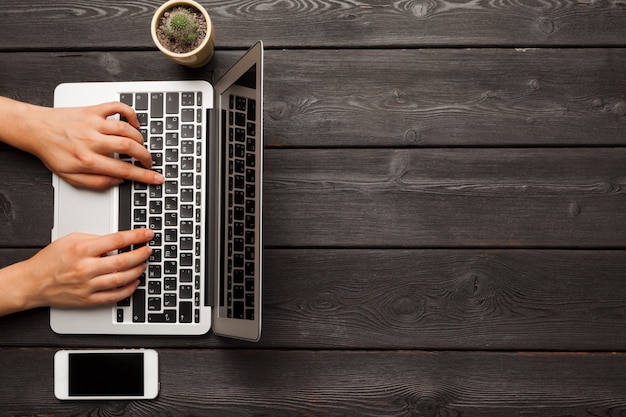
154 172 165 183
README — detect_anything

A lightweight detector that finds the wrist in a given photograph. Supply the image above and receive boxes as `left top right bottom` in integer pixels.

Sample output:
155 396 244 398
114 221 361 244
0 97 44 155
0 260 37 316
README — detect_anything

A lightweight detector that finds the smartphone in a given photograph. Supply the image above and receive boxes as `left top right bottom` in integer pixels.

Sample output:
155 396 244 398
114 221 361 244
54 349 159 400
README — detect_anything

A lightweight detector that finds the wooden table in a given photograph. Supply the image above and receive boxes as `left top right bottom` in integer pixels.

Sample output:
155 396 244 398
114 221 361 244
1 0 626 415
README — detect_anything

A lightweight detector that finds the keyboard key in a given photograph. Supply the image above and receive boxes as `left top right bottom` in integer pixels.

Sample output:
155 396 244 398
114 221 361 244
179 301 193 323
149 310 176 323
151 93 163 118
166 93 179 114
132 289 146 322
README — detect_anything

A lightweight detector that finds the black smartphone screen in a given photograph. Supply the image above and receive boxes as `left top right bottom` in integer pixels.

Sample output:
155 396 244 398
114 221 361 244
68 353 144 396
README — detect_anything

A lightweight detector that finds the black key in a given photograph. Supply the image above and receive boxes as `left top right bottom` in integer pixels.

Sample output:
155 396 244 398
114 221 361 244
181 221 194 234
150 200 162 215
150 136 163 150
246 168 255 183
148 280 162 294
164 293 177 308
151 93 163 118
235 112 246 127
235 96 247 111
180 237 193 251
245 214 255 229
180 252 193 266
164 260 177 274
246 293 255 307
182 108 195 122
152 152 163 166
148 297 161 311
137 113 148 126
181 140 194 153
149 184 163 198
182 92 194 106
149 249 161 263
116 309 124 323
166 116 179 131
165 228 177 242
166 132 179 146
134 208 147 223
234 285 244 300
246 199 255 214
149 217 162 231
247 122 256 137
120 93 133 107
150 121 164 135
180 269 193 282
246 153 256 167
233 301 245 319
181 125 195 138
181 173 194 187
118 180 131 231
135 93 149 110
247 98 256 121
179 301 193 323
149 310 176 323
164 277 177 291
132 289 146 322
180 285 193 299
166 92 179 114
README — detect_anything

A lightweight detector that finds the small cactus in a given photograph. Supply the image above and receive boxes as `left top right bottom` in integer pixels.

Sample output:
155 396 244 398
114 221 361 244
165 8 200 45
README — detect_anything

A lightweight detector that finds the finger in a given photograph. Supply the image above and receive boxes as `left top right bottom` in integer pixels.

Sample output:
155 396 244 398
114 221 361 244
70 153 164 186
85 228 154 257
100 119 146 147
93 102 141 129
85 248 151 290
108 158 165 185
95 131 153 168
62 172 124 190
88 277 141 306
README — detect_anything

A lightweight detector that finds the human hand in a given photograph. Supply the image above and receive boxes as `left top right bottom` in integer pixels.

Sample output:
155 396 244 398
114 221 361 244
17 228 154 310
27 102 164 189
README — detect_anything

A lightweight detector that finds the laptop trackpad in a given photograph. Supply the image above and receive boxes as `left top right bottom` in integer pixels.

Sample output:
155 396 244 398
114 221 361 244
53 176 117 239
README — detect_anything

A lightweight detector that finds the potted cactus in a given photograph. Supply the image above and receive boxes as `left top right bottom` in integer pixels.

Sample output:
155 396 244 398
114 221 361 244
151 0 215 68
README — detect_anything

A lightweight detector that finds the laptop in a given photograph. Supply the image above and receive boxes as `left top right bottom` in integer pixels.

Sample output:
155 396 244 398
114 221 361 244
50 41 263 341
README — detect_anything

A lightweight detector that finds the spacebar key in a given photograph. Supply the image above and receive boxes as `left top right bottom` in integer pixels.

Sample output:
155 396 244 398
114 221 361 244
132 289 146 322
118 180 132 232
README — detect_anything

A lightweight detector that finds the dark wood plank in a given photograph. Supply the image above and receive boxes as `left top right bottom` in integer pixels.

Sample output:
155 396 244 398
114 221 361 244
2 348 626 416
265 148 626 248
0 0 624 50
2 249 626 351
0 150 52 248
0 49 624 147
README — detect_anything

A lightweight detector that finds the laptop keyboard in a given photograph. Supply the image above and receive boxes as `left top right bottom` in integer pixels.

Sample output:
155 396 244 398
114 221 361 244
116 91 205 325
222 93 258 321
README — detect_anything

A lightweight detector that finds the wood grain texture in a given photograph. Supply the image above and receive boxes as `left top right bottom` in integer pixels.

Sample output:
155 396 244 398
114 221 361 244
264 148 626 247
0 151 52 248
2 249 626 351
2 348 626 416
0 0 625 50
0 49 624 147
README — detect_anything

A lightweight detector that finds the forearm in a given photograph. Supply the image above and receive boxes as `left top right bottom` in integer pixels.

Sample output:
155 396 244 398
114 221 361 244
0 260 37 317
0 96 44 155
